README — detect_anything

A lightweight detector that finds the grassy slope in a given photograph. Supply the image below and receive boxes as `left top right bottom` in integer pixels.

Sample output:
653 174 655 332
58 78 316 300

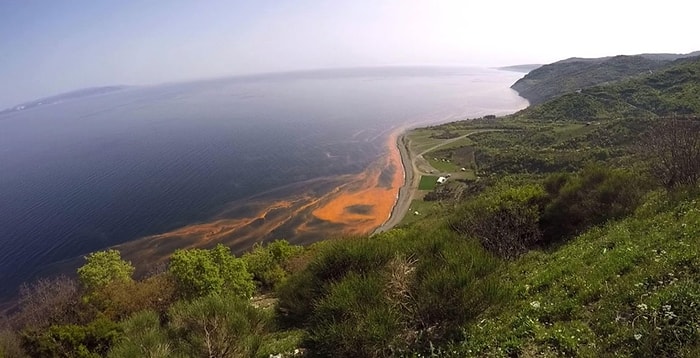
511 55 672 105
456 191 700 357
517 57 700 121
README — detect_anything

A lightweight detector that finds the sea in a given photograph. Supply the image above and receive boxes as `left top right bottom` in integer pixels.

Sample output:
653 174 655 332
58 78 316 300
0 67 528 299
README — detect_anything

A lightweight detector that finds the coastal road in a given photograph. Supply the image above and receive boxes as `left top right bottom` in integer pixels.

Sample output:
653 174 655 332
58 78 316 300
373 130 498 233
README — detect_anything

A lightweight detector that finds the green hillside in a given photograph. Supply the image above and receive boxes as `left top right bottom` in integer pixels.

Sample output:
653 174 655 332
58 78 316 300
511 52 699 105
517 56 700 121
3 56 700 357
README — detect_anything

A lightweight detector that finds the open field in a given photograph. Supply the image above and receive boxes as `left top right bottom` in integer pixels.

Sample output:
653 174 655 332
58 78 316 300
398 199 441 227
418 175 438 190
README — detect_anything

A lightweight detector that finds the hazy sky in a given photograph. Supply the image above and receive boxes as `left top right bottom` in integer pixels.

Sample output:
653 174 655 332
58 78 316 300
1 0 698 108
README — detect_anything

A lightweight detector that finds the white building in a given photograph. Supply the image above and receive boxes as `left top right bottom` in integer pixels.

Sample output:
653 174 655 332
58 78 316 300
436 176 447 184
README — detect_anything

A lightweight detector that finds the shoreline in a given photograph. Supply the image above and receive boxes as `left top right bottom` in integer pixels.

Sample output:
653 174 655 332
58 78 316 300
373 130 415 234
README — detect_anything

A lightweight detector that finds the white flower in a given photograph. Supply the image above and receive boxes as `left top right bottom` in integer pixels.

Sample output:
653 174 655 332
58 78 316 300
637 303 648 311
530 301 541 309
634 333 642 340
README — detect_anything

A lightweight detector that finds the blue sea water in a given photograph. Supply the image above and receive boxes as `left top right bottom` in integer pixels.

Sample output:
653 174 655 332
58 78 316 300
0 67 527 298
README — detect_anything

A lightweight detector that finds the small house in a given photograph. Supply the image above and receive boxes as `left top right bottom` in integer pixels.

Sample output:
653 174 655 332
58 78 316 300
436 176 447 184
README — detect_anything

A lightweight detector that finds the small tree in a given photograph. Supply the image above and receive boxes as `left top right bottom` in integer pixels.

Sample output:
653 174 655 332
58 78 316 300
91 274 178 321
641 117 700 188
169 244 254 299
242 240 303 290
13 275 87 330
77 250 134 292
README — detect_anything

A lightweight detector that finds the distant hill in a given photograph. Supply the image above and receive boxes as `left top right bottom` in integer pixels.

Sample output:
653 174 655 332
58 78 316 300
511 51 700 105
515 56 700 121
498 64 542 73
0 85 128 116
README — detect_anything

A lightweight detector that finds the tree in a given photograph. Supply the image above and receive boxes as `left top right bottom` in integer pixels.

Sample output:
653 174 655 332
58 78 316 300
242 240 303 290
641 117 700 188
90 274 178 321
169 244 254 299
77 250 134 292
13 275 89 330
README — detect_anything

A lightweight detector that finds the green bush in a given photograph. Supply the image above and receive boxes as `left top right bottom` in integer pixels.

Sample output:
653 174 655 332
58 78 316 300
306 273 403 357
169 244 254 299
276 236 400 327
450 184 546 258
242 240 303 290
168 294 269 358
541 165 645 243
278 228 506 356
21 318 121 358
107 311 182 358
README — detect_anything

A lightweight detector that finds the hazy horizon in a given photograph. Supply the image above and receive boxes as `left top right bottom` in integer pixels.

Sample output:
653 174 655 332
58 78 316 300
1 0 698 108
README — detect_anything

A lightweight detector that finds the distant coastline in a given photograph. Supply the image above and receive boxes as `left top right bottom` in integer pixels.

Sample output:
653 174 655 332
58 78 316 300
497 64 542 73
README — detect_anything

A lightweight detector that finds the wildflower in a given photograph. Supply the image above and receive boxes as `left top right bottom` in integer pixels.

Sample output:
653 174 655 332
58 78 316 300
637 303 648 311
530 301 541 309
634 333 642 340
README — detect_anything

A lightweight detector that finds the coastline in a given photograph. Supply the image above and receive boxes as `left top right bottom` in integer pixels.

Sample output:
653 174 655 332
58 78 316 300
373 130 415 233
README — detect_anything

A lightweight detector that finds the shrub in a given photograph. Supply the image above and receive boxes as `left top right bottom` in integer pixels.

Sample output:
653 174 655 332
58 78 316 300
450 184 546 258
276 236 398 326
0 329 26 358
21 318 121 358
279 229 505 356
407 232 504 348
169 244 254 299
107 311 182 358
242 240 303 290
90 274 178 320
306 273 403 357
540 165 645 243
168 294 269 358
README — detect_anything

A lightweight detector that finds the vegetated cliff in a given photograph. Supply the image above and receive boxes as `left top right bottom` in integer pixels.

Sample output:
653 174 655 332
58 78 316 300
511 51 700 105
514 55 700 121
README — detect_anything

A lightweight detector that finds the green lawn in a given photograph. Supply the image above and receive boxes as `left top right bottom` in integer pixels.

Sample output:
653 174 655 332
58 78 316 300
426 157 460 173
418 175 438 190
398 199 440 227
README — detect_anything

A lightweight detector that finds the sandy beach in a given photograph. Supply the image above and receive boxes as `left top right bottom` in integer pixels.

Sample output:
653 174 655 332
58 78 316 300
373 132 415 233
